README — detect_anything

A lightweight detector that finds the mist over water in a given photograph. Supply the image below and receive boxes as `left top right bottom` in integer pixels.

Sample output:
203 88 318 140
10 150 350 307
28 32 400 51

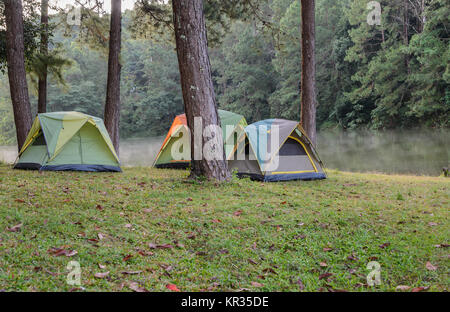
1 130 448 176
317 129 449 176
119 136 164 167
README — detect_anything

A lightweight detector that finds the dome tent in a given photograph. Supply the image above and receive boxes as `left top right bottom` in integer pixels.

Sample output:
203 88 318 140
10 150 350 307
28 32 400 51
228 119 326 181
153 110 247 168
14 112 121 172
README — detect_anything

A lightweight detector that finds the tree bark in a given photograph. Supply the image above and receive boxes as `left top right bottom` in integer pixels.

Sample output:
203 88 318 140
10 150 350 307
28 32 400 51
172 0 231 181
420 0 425 33
38 0 48 114
104 0 122 155
403 0 409 46
4 0 33 151
300 0 317 147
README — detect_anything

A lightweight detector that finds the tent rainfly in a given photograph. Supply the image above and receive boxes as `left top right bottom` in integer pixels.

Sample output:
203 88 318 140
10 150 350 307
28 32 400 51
14 112 121 172
228 119 326 181
153 110 247 168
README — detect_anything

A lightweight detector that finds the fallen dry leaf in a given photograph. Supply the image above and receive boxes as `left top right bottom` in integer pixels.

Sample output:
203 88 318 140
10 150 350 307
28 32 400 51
233 210 243 216
166 284 180 292
137 250 154 256
122 254 133 262
323 247 333 252
149 243 174 249
379 242 391 249
251 281 264 287
128 282 148 292
296 278 305 290
262 268 277 275
65 250 78 257
319 262 328 267
159 243 174 249
425 261 437 271
411 286 429 292
6 223 23 232
94 272 109 279
318 273 333 280
396 285 410 291
121 271 142 275
47 247 77 257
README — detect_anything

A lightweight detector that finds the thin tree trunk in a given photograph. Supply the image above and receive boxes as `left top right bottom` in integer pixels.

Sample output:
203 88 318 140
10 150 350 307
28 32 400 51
104 0 122 155
172 0 230 181
4 0 33 151
403 0 410 74
403 0 409 46
38 0 48 114
420 0 425 33
300 0 317 146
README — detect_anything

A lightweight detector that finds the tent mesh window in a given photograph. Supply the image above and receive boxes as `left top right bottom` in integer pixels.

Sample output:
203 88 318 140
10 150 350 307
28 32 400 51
32 133 46 146
278 138 307 156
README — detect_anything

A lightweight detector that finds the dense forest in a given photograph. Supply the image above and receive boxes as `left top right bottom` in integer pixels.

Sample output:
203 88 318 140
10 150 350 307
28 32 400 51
0 0 448 145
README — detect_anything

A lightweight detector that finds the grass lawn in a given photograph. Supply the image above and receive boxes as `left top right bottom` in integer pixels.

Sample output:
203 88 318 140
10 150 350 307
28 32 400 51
0 165 448 292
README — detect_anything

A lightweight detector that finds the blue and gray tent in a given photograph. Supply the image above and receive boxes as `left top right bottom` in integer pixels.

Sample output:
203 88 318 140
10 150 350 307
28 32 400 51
228 119 326 182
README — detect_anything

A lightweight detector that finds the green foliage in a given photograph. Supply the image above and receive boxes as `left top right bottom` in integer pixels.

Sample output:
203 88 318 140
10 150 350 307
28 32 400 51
213 22 277 123
344 0 449 129
0 0 448 145
268 0 301 120
0 0 42 73
130 0 268 46
0 77 15 145
27 51 72 94
407 1 450 127
120 39 183 137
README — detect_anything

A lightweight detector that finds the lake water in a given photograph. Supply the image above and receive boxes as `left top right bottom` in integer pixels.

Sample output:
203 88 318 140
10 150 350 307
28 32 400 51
317 129 449 176
1 130 448 176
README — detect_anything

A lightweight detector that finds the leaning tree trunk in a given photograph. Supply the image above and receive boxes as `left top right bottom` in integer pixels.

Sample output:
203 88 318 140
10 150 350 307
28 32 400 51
104 0 121 155
38 0 48 113
4 0 33 151
300 0 317 147
172 0 230 181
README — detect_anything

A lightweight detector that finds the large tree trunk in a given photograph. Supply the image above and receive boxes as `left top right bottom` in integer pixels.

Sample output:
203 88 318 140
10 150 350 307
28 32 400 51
38 0 48 114
300 0 317 146
104 0 121 155
172 0 230 181
4 0 33 151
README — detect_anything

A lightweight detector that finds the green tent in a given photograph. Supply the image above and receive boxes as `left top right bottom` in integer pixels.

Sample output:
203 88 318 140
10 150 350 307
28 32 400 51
14 112 121 172
153 110 247 168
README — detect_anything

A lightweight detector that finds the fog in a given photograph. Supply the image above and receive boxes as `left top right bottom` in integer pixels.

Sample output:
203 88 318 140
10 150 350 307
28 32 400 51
1 130 448 176
317 129 449 176
119 136 165 167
